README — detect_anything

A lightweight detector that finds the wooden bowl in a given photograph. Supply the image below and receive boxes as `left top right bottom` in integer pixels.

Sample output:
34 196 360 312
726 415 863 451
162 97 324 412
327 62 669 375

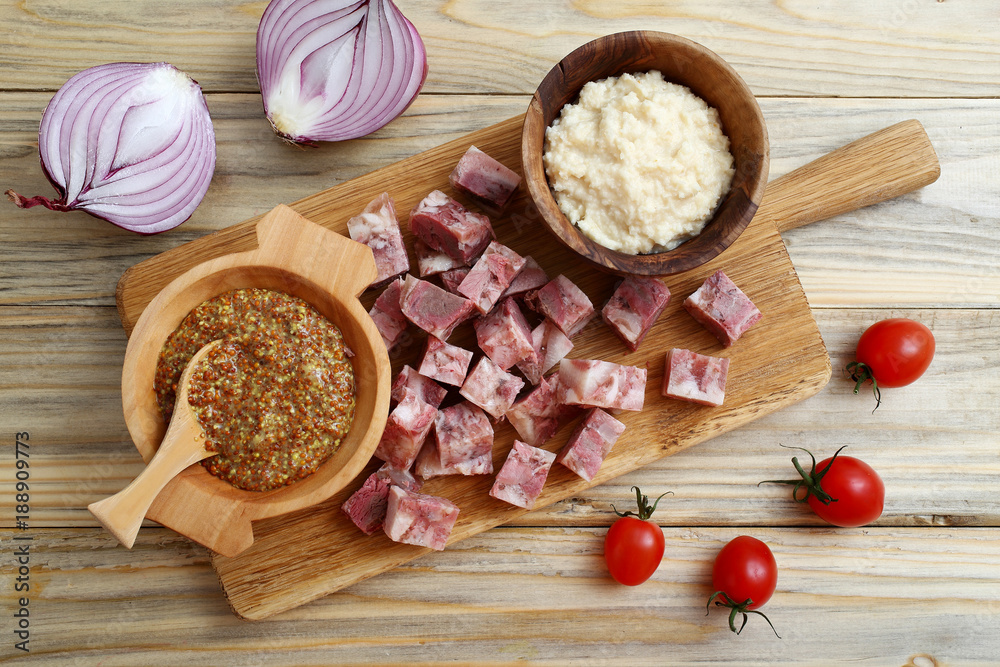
120 205 391 557
522 31 769 276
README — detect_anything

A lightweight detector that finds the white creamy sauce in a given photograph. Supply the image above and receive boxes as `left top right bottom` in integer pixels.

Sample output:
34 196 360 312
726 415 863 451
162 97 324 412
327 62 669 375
543 71 735 255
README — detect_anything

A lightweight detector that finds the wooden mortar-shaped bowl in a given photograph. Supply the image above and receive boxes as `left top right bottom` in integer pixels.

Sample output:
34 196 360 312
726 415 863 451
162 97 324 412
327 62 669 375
522 31 769 276
120 205 391 557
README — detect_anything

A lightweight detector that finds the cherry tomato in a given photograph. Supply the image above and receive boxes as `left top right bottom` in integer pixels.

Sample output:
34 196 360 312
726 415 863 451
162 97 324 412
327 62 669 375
604 486 668 586
707 536 780 636
848 318 934 408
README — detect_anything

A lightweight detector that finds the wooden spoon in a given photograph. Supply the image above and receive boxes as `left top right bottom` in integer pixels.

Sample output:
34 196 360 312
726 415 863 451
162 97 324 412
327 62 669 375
89 340 222 549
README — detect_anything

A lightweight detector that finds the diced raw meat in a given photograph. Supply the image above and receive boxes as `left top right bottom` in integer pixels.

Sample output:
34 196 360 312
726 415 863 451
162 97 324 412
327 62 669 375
391 365 447 409
399 274 475 341
449 145 522 211
409 190 495 263
683 270 762 347
558 359 647 412
602 277 672 351
501 256 549 299
383 486 460 551
555 408 626 482
347 193 410 287
489 441 556 509
341 464 423 536
457 242 526 314
460 356 525 420
418 336 473 387
662 348 730 407
474 297 537 371
505 376 562 446
432 402 494 476
516 319 574 385
375 388 437 470
368 278 408 350
440 267 471 295
413 438 449 479
525 275 595 337
415 238 465 277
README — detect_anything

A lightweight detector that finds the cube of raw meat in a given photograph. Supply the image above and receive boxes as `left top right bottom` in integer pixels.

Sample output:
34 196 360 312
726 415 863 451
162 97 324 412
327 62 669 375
409 190 495 263
516 319 574 385
457 242 527 314
683 270 762 347
474 297 537 371
347 193 410 287
525 275 595 337
368 278 408 350
399 274 475 341
419 336 473 387
375 388 437 470
440 267 471 295
449 145 522 211
433 402 494 475
413 438 449 479
489 441 556 509
505 376 562 446
662 348 730 407
500 256 549 299
391 365 447 409
555 408 626 482
558 359 647 412
460 356 525 420
414 238 465 277
341 463 423 535
384 486 460 551
602 277 672 351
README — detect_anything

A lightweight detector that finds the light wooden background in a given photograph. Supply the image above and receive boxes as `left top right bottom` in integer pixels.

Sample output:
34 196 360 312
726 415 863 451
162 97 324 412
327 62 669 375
1 1 998 664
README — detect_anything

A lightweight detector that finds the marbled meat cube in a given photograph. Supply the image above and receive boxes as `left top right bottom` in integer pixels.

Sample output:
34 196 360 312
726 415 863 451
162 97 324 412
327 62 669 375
516 319 574 385
391 365 447 409
501 256 549 299
683 270 762 347
384 486 460 551
449 145 522 211
489 441 556 510
457 242 525 314
558 359 647 412
459 356 525 420
431 402 494 476
525 275 595 337
415 238 465 277
418 336 473 387
347 192 410 287
399 274 474 341
474 297 537 371
602 277 671 351
440 267 471 295
374 388 437 470
409 190 495 263
368 277 408 350
341 463 422 536
505 376 562 446
555 408 626 482
662 348 730 407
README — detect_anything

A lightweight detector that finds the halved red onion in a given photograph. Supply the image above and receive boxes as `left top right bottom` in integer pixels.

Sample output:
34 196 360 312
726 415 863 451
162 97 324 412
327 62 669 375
257 0 428 145
6 62 216 235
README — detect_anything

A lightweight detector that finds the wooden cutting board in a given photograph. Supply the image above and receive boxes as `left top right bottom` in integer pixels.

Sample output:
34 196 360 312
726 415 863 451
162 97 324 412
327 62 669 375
116 116 939 620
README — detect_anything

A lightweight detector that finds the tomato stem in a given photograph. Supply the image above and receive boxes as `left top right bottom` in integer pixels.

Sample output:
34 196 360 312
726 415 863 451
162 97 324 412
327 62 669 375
706 591 781 638
846 361 882 412
759 444 850 506
611 485 672 521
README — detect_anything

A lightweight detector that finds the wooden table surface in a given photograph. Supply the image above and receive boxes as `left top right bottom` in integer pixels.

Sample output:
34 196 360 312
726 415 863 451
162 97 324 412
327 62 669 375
1 1 997 664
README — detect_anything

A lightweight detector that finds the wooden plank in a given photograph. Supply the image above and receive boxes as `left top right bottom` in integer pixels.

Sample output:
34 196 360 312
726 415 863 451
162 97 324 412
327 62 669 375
1 96 996 308
3 526 999 663
0 1 997 97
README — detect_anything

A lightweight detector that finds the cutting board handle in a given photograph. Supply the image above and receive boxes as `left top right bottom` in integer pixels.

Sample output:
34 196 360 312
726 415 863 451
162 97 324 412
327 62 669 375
763 119 940 232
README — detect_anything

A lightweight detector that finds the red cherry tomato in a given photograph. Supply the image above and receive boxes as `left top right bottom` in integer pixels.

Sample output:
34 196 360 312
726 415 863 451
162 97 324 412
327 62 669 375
848 318 934 408
604 486 668 586
711 536 777 611
806 454 884 527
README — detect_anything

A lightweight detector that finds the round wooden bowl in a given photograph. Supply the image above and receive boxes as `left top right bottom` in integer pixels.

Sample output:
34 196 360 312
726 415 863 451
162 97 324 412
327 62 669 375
522 31 769 276
120 205 391 557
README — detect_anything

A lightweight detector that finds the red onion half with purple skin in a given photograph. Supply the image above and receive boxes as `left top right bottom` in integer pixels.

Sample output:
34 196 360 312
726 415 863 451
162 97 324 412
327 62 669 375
6 62 216 235
257 0 428 145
